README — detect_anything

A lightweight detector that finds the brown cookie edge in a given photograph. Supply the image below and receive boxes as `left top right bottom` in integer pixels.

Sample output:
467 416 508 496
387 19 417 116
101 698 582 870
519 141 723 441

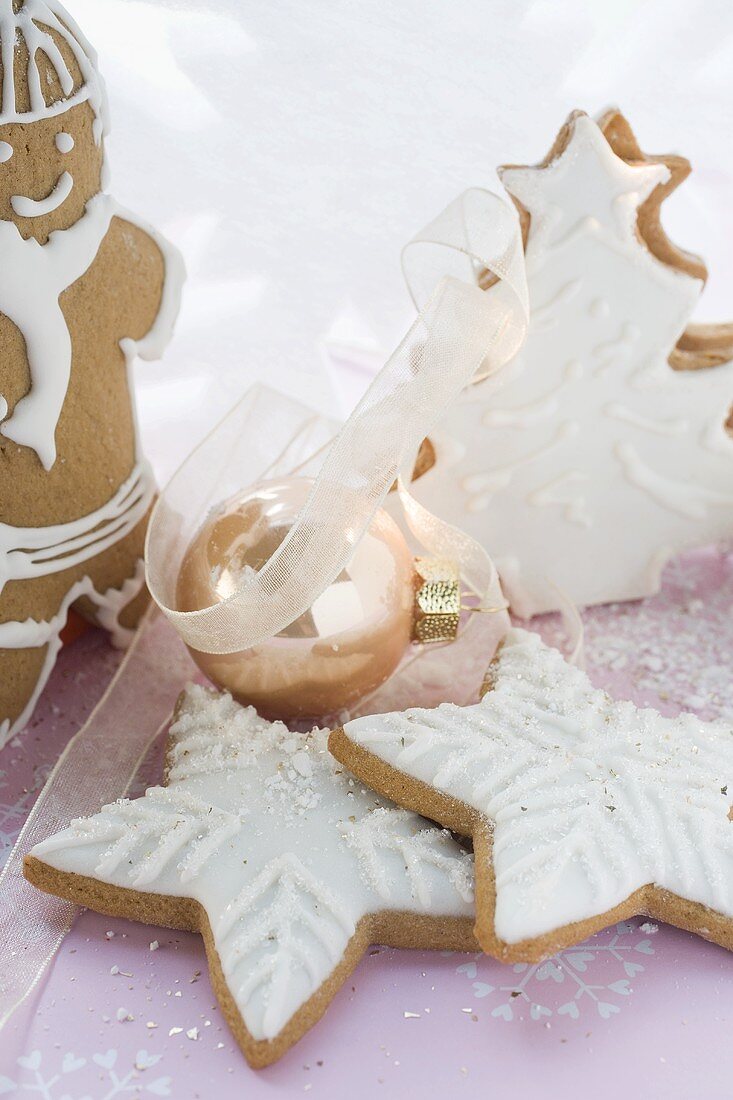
328 728 733 961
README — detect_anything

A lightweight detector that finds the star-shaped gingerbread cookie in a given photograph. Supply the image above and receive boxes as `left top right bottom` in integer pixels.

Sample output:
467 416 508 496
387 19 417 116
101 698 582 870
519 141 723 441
330 628 733 961
25 686 476 1068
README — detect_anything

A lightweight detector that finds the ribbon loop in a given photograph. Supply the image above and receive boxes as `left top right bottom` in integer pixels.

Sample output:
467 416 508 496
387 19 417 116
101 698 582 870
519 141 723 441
146 190 528 656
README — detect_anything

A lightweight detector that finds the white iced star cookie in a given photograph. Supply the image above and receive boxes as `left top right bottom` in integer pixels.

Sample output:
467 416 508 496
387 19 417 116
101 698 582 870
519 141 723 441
330 628 733 961
24 686 475 1068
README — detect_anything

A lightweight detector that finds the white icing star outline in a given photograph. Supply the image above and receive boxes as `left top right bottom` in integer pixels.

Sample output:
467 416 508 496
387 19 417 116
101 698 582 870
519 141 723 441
500 114 669 252
25 686 475 1068
333 628 733 962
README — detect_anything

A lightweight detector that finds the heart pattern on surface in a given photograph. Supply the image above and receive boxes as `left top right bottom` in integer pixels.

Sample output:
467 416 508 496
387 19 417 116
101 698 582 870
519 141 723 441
566 951 595 972
146 1078 173 1097
134 1050 161 1070
62 1053 86 1073
17 1052 41 1071
92 1050 117 1070
535 960 564 983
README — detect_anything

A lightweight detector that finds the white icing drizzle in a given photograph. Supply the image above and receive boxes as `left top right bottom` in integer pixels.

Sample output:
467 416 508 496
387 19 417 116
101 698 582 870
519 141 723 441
482 356 585 430
39 786 243 887
30 685 475 1043
588 297 610 319
0 461 153 595
54 131 74 153
341 807 474 906
530 278 581 330
605 403 688 437
593 321 640 375
462 420 579 512
0 455 152 748
11 169 73 217
0 0 108 133
0 559 147 747
527 471 591 527
92 557 147 648
0 194 115 468
344 628 733 944
482 393 558 428
411 112 733 616
702 416 733 456
615 441 733 519
219 853 357 1040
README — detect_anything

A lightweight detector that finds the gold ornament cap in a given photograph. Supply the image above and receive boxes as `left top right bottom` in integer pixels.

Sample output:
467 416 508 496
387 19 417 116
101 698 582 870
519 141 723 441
412 557 461 644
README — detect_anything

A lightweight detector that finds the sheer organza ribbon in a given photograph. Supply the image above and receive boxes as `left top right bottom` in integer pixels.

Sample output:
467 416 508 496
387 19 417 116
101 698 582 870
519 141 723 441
145 188 528 653
0 608 196 1029
0 186 529 1029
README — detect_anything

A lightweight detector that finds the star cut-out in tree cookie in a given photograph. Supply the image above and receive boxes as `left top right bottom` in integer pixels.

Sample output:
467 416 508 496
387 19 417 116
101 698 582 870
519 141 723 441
24 686 476 1068
330 628 733 962
412 109 733 617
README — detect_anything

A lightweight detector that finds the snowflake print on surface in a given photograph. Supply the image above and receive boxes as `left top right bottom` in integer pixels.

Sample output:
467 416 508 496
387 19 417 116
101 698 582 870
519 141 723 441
0 762 50 870
0 1047 171 1099
455 920 655 1021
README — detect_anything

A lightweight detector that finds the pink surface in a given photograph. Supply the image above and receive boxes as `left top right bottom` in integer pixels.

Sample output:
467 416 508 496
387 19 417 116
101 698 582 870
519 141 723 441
2 548 732 1099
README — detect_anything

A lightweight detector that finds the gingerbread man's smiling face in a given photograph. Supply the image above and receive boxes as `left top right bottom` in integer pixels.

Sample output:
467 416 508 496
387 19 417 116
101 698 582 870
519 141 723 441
0 100 103 243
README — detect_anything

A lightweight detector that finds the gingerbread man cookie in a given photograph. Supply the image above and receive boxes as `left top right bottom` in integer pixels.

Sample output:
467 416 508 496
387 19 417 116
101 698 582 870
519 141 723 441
412 109 733 617
331 628 733 961
0 0 184 745
25 685 476 1067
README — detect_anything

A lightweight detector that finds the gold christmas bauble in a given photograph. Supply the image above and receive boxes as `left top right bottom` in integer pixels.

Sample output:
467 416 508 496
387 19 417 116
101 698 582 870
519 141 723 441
176 478 416 721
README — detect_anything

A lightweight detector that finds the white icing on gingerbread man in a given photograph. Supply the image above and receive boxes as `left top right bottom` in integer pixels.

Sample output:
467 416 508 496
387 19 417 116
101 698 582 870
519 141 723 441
0 195 115 467
0 0 184 744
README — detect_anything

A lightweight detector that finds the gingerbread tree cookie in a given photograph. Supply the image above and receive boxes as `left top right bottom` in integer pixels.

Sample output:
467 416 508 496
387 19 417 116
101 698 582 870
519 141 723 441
331 628 733 961
25 685 476 1067
0 0 184 745
412 110 733 617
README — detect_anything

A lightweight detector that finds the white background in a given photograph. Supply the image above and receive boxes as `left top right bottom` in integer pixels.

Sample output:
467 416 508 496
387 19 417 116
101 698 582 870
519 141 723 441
72 0 733 482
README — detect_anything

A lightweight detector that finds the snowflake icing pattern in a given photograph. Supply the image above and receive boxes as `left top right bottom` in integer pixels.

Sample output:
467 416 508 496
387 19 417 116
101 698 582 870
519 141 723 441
455 920 655 1020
